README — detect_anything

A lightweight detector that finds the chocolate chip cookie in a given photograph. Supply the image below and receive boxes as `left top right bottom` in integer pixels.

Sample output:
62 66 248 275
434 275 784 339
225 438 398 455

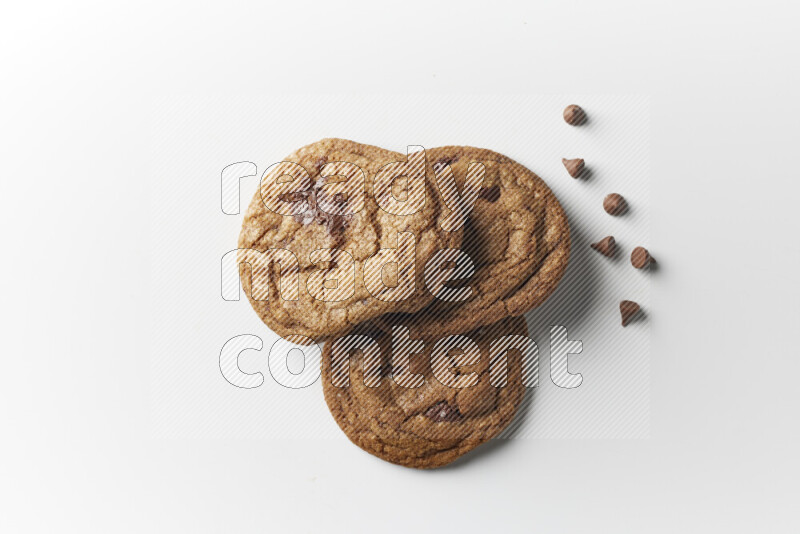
322 315 530 469
238 139 462 344
378 146 570 339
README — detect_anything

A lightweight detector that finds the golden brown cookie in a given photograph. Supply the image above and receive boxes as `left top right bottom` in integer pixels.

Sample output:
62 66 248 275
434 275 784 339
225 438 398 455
238 139 462 344
322 316 530 469
378 146 570 339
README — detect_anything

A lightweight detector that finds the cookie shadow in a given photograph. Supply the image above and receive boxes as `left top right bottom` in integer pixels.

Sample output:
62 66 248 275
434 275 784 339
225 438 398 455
449 217 603 468
437 387 536 471
438 436 516 470
459 215 602 460
526 219 601 335
414 211 607 470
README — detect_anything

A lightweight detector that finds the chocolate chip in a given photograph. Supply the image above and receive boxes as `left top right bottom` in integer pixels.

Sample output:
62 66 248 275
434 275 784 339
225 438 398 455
315 156 328 173
562 158 585 178
479 185 501 202
603 193 627 215
631 246 655 269
620 300 641 327
563 104 586 125
590 236 616 257
423 400 462 422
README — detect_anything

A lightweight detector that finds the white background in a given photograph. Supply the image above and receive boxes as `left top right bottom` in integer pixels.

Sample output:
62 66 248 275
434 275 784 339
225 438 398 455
2 1 799 532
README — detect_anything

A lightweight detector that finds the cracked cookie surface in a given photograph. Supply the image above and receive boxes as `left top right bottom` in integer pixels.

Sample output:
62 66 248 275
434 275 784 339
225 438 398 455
378 146 570 339
322 316 528 469
238 139 462 344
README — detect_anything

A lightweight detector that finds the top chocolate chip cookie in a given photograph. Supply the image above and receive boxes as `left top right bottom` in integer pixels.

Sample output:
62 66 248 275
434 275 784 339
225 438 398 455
378 146 570 338
238 139 462 344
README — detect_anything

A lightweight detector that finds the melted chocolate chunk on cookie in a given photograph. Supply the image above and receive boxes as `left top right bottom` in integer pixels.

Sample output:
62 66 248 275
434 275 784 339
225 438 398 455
432 155 460 173
279 190 310 203
321 212 350 237
292 208 314 226
424 401 463 423
291 180 353 238
315 186 352 235
478 185 501 202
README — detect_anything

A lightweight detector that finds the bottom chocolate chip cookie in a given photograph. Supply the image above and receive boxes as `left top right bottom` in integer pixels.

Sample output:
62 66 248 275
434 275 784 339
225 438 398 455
322 316 529 469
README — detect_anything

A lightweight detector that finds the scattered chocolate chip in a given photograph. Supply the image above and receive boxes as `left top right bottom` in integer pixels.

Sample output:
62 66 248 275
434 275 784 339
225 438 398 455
315 156 328 173
423 400 462 422
590 236 616 257
620 300 641 327
603 193 627 215
562 157 585 178
478 185 501 202
631 246 655 269
563 104 586 125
